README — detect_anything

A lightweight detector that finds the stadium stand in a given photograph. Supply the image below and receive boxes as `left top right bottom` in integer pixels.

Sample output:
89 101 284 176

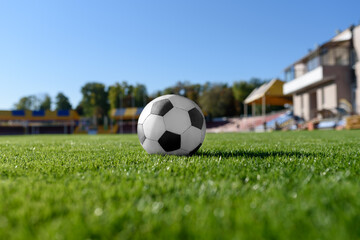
111 107 144 120
1 106 209 135
206 111 287 133
0 110 80 135
110 107 143 134
264 111 299 130
244 79 292 116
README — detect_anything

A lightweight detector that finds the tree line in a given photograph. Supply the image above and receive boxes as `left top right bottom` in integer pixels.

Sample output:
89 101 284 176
14 78 277 120
15 93 72 111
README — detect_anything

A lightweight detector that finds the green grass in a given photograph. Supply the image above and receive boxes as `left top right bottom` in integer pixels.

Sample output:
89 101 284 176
0 131 360 240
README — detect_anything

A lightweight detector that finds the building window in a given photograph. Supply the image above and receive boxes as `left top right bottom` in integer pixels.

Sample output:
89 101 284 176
334 47 349 65
351 48 357 67
307 56 320 72
321 87 325 107
285 66 294 81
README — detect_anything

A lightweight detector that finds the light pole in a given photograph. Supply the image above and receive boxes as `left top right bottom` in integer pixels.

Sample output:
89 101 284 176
119 90 123 134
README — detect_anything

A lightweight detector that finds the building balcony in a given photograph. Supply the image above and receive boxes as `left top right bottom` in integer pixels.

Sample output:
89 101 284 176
283 65 349 95
284 66 323 95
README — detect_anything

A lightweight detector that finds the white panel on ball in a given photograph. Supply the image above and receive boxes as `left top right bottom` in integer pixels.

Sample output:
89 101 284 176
163 108 191 134
181 126 202 152
138 101 153 124
153 95 170 101
143 115 166 141
142 139 165 154
168 95 195 111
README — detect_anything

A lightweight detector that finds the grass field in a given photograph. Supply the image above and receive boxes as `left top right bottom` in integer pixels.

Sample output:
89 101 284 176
0 131 359 239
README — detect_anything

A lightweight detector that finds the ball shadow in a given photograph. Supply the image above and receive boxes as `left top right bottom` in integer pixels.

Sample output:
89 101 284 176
195 149 321 159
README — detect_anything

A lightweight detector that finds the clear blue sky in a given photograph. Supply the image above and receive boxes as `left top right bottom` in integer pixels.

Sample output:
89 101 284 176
1 0 359 109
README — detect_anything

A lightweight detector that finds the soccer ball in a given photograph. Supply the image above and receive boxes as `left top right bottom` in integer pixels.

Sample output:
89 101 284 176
137 94 206 156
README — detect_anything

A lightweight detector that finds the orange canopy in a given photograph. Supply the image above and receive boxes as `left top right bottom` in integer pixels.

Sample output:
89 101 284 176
244 79 292 105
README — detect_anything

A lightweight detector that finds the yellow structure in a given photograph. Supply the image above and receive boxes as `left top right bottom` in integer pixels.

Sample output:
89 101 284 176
346 115 360 129
244 78 292 117
110 107 143 120
0 110 80 121
0 110 80 135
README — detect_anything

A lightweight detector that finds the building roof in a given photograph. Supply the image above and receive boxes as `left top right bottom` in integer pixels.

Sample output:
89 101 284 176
284 26 355 71
0 110 80 121
111 107 144 120
244 78 293 105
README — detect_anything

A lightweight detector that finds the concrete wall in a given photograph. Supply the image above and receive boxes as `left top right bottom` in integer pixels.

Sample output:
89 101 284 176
293 94 302 117
324 83 337 109
316 88 323 109
353 25 360 114
294 63 306 78
322 46 350 66
293 92 312 121
315 83 337 117
323 65 352 105
303 92 310 121
293 82 337 121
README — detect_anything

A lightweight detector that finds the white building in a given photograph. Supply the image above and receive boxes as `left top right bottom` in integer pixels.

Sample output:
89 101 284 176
283 25 360 121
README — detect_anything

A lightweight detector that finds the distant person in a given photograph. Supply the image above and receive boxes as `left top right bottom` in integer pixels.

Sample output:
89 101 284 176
275 121 280 130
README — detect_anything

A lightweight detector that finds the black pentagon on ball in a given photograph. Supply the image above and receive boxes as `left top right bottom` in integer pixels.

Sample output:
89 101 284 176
188 107 203 129
158 131 181 152
137 124 146 144
151 99 173 116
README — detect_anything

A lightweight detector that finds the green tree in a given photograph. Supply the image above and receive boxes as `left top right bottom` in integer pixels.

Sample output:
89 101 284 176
14 95 41 110
232 78 267 115
80 82 109 122
163 86 177 95
123 84 134 107
133 84 148 107
108 82 148 110
14 96 32 110
40 95 52 110
55 92 72 110
75 103 84 116
184 83 202 104
108 82 125 110
159 81 202 105
199 83 235 118
248 78 266 88
232 81 255 115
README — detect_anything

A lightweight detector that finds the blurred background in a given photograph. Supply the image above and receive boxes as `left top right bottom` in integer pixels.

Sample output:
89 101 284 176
1 0 360 134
